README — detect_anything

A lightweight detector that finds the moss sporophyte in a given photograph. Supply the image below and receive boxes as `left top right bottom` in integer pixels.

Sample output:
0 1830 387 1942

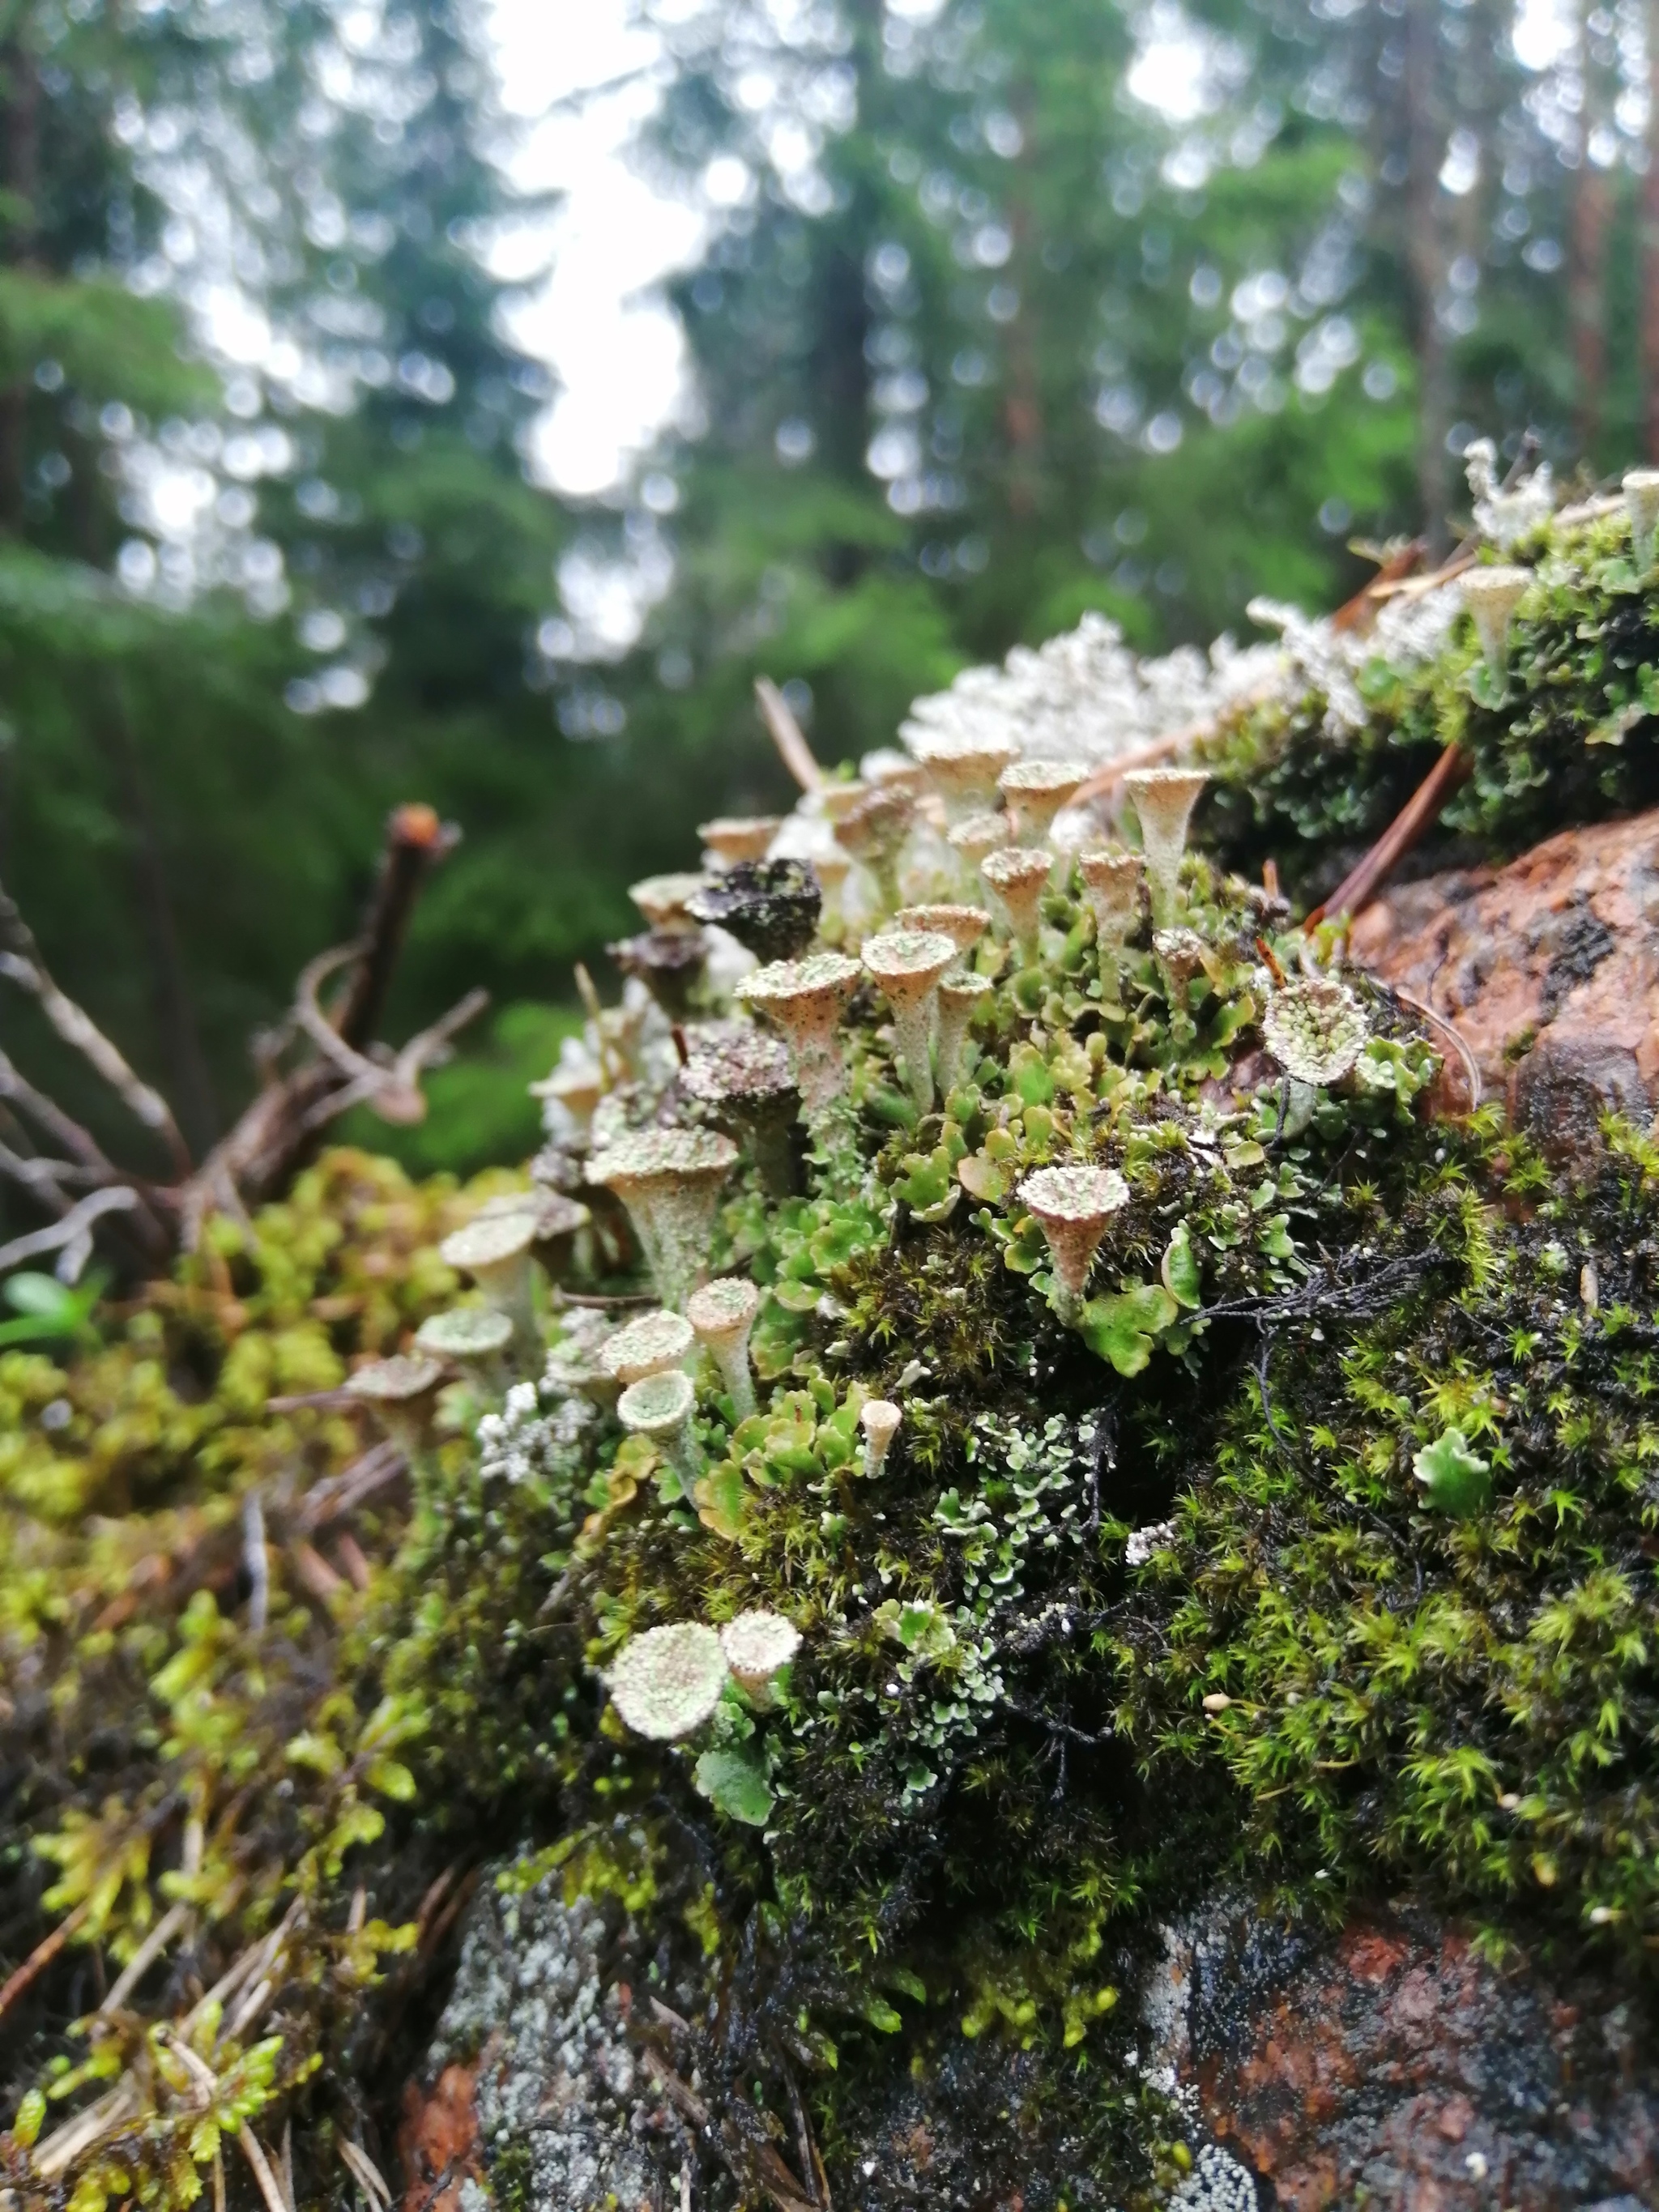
21 465 1659 2210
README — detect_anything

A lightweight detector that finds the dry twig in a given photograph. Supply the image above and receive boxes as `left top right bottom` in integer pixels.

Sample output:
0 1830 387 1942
755 677 823 792
0 803 474 1279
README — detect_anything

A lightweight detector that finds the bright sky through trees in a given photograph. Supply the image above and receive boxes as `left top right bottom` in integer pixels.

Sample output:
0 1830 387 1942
483 0 1237 498
484 0 700 497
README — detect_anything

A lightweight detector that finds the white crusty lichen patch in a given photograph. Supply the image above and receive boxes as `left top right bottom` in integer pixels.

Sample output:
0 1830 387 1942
1171 2143 1260 2211
425 1871 662 2210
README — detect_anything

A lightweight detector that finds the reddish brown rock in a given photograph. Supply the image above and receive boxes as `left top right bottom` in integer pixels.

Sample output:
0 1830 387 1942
399 2061 484 2212
1152 1899 1659 2209
1351 807 1659 1149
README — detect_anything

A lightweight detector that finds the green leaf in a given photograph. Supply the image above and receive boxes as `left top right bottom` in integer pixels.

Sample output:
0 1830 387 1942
12 2089 46 2150
4 1271 75 1319
875 1598 956 1658
693 1458 748 1540
364 1757 417 1803
284 1731 344 1778
0 1269 104 1346
1160 1222 1202 1309
1009 1043 1055 1105
693 1747 774 1826
1077 1284 1179 1375
1413 1428 1493 1518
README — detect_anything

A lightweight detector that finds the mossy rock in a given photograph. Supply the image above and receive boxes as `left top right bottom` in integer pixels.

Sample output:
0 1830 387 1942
13 488 1659 2206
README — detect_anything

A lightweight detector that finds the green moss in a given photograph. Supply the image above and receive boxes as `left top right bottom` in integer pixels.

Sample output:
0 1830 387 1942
1199 505 1659 899
13 519 1659 2206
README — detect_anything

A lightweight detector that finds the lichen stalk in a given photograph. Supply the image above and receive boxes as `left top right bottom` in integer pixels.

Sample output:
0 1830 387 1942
979 846 1051 965
617 1369 704 1490
1121 769 1207 932
1017 1164 1130 1327
935 972 992 1087
862 929 957 1115
586 1130 739 1311
1461 564 1530 683
686 1276 760 1423
735 954 861 1122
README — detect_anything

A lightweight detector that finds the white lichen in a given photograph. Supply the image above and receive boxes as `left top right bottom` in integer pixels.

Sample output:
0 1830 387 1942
1261 977 1367 1086
598 1309 695 1387
719 1610 801 1704
585 1128 739 1311
862 928 958 1113
608 1622 729 1741
685 1276 761 1423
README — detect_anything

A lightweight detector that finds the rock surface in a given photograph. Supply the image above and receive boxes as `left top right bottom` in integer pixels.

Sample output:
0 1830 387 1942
1149 1899 1659 2210
417 1875 671 2211
1351 805 1659 1140
413 1872 1659 2210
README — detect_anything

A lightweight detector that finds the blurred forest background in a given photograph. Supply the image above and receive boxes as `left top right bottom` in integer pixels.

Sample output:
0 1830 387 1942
0 0 1650 1178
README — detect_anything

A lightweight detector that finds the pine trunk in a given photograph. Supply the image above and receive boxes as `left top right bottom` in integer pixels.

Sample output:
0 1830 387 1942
1406 0 1450 550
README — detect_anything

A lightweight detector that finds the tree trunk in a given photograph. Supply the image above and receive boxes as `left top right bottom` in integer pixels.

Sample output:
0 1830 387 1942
1574 10 1613 461
1572 164 1610 458
1645 0 1659 458
0 21 40 535
1405 0 1450 551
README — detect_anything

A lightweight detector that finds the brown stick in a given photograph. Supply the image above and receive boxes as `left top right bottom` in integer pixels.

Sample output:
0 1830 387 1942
755 678 823 793
1305 743 1473 929
0 1046 126 1183
334 804 457 1049
0 880 192 1175
0 1899 91 2023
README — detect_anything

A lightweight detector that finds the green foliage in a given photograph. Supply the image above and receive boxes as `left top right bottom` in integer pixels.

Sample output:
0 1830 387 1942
1200 506 1659 901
